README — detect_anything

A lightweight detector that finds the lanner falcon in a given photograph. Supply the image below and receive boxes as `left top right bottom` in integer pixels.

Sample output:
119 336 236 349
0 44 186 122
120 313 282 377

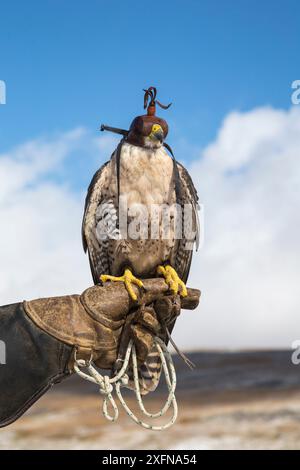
82 87 199 302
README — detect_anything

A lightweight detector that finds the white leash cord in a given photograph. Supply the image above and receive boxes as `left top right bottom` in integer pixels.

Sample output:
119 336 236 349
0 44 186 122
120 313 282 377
74 337 178 430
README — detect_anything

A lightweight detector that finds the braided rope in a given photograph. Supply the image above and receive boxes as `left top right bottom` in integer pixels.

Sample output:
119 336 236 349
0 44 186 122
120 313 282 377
74 337 178 430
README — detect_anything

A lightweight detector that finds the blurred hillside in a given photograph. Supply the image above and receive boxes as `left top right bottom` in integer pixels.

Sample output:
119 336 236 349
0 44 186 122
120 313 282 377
1 350 300 450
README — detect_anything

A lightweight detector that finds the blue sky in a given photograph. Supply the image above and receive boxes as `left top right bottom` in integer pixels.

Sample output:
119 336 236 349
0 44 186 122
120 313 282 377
0 0 299 164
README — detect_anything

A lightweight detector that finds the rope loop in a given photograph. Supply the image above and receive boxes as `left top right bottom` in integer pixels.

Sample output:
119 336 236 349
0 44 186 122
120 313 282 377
74 337 178 431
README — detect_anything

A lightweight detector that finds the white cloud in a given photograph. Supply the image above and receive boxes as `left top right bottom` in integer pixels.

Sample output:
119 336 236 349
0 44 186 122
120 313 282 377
174 106 300 350
0 129 117 303
0 108 299 350
0 128 85 200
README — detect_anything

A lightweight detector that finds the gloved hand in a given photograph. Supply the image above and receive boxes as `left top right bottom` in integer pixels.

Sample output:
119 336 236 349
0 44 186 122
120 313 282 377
24 278 200 371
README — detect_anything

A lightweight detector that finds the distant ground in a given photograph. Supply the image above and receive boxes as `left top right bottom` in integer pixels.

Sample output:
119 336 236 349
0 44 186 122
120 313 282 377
1 350 300 450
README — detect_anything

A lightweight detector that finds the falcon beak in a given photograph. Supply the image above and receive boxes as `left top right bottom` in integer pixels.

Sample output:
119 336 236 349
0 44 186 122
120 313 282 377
153 129 164 143
149 124 164 144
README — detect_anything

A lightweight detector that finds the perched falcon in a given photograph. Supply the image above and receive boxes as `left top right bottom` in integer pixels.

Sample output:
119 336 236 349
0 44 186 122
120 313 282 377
82 87 199 302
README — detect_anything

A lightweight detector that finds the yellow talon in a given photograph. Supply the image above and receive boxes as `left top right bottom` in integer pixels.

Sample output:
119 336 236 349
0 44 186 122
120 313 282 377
100 268 143 301
157 265 188 297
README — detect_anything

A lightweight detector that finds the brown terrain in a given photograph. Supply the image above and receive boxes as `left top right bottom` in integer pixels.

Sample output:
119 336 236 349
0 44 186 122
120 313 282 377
1 350 300 450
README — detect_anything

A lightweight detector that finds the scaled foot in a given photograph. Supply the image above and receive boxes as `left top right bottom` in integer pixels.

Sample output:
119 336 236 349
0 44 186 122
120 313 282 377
157 265 187 298
100 268 144 301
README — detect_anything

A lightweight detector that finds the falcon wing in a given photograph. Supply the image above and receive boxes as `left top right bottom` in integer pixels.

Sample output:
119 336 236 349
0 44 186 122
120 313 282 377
82 160 113 284
174 161 200 283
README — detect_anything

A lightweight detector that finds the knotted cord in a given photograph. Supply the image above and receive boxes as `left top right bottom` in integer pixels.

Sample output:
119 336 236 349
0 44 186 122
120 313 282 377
74 337 178 431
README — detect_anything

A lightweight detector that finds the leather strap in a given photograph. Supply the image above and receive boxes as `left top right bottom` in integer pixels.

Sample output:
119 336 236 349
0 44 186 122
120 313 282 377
163 142 182 203
115 139 125 224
